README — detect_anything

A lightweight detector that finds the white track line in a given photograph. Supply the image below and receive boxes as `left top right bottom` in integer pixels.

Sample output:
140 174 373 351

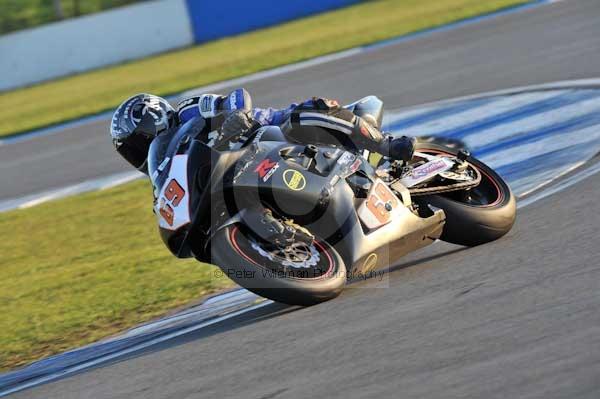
0 299 272 398
0 171 143 212
518 161 600 208
464 95 600 149
483 125 600 169
394 91 561 137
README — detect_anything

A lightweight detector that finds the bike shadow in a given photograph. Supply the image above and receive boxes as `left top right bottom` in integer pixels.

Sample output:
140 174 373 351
60 245 468 382
346 244 469 286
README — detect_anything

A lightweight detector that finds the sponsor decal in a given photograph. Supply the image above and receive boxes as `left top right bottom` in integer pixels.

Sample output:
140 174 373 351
229 91 238 109
412 159 448 178
255 159 280 182
283 169 307 191
399 157 453 188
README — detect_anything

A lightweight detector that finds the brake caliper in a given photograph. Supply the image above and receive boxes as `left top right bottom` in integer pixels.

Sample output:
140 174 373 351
261 209 314 247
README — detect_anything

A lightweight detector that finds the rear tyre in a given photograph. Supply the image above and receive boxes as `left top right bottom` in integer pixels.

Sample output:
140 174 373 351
414 143 516 246
210 224 346 306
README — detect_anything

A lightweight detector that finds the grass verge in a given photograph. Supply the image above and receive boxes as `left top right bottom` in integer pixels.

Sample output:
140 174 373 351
0 0 141 35
0 180 234 372
0 0 528 138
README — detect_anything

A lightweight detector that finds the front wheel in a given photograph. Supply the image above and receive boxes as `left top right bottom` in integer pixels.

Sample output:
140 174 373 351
414 143 516 246
209 224 346 306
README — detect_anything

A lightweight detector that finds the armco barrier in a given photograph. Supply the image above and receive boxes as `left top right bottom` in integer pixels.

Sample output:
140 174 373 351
185 0 362 43
0 0 361 91
0 0 194 92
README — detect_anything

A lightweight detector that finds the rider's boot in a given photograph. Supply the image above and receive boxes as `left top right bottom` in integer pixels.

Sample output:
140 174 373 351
353 111 416 163
378 135 417 163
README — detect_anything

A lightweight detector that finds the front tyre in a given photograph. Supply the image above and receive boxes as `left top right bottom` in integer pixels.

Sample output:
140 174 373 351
414 144 516 247
210 224 346 306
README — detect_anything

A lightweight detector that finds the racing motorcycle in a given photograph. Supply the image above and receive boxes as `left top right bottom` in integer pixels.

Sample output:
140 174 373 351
149 116 516 306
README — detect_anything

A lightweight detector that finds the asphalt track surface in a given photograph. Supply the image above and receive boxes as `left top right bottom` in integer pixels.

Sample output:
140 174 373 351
8 0 600 397
2 0 600 201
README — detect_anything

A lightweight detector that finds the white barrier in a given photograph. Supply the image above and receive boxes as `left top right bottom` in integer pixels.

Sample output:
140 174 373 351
0 0 194 92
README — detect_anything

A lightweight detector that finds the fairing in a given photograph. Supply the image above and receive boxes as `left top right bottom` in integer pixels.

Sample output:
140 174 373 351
149 118 445 271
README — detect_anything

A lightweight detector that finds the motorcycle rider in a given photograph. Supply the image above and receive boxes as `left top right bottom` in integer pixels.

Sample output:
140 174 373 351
110 89 416 174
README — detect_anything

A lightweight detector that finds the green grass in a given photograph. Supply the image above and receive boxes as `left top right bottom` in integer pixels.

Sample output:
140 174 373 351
0 0 142 35
0 180 234 372
0 0 528 138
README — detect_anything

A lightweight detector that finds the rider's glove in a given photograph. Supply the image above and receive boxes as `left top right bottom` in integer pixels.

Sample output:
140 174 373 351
198 94 225 118
378 135 416 162
220 110 255 143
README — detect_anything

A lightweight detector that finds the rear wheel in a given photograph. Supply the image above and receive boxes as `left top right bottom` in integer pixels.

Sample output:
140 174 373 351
414 143 516 246
210 224 346 306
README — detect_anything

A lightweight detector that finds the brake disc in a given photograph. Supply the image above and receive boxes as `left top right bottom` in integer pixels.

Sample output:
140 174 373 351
250 240 320 269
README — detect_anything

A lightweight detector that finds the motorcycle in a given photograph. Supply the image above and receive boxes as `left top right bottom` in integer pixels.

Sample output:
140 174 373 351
148 115 516 306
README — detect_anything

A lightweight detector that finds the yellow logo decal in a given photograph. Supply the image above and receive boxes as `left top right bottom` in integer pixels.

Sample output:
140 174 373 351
283 169 306 191
362 253 378 272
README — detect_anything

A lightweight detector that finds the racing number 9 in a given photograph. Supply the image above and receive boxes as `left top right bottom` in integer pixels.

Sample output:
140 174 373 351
159 179 185 226
164 179 185 206
366 182 398 224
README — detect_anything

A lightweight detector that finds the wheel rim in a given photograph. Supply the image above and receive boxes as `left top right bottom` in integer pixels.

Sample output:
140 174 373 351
229 225 335 279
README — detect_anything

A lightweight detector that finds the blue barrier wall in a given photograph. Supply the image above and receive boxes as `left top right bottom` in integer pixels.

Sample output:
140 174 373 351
185 0 362 43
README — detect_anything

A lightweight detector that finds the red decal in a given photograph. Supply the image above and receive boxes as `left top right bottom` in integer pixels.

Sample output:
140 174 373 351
366 182 398 224
255 159 277 179
159 202 174 226
159 179 186 225
164 179 185 206
374 182 398 207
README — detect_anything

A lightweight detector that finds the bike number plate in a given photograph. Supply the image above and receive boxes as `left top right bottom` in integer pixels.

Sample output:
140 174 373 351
358 179 400 230
154 155 191 231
